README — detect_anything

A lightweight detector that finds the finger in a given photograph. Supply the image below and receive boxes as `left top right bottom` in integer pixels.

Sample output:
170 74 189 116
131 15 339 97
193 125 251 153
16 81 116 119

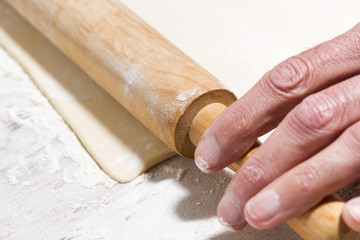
195 23 360 173
343 197 360 232
217 75 360 229
242 121 360 229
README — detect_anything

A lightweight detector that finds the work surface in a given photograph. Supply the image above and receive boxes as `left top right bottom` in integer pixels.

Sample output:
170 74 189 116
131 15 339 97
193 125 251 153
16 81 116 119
1 0 360 239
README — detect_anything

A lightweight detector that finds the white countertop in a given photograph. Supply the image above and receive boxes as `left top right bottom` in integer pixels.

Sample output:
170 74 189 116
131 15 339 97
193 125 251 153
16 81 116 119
1 0 360 239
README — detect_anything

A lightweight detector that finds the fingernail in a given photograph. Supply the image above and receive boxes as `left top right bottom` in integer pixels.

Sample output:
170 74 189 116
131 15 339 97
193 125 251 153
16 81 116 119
194 155 210 173
347 198 360 223
195 136 221 173
246 189 280 222
218 190 245 229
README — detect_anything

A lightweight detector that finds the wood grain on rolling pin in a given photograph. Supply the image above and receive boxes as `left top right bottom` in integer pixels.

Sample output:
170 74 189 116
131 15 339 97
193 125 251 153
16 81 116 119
6 0 236 158
6 0 360 239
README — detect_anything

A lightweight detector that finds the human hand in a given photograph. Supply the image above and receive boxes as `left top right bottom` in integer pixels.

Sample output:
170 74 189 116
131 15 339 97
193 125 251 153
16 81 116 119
194 23 360 231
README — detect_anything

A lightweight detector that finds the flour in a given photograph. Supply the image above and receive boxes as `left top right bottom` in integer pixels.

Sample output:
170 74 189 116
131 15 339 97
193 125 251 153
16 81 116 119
0 44 302 239
0 47 115 189
176 88 197 102
114 151 142 173
0 1 309 238
163 165 187 181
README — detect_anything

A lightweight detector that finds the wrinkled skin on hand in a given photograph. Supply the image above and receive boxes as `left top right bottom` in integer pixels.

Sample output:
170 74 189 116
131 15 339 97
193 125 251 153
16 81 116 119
194 23 360 231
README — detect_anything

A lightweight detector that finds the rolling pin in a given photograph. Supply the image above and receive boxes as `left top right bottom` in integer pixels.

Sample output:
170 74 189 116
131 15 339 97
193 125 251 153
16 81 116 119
6 0 359 239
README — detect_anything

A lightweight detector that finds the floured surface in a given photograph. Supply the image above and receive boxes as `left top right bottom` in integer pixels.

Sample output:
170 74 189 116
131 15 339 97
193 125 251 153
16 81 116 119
0 47 300 239
2 0 360 239
0 1 175 183
0 51 111 188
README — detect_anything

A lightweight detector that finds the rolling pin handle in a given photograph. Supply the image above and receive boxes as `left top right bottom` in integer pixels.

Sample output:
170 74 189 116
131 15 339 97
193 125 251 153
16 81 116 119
188 102 359 240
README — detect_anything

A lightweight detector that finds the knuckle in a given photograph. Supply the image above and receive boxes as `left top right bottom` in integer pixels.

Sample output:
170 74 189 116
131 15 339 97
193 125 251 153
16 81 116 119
221 107 252 138
241 159 266 186
266 56 314 98
290 94 337 132
294 165 320 194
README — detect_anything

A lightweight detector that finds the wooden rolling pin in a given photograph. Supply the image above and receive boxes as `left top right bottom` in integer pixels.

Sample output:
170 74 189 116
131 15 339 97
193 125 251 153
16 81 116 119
6 0 359 239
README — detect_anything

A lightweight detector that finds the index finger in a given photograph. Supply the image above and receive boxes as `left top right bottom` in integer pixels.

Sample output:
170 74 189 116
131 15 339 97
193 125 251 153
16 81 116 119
195 23 360 173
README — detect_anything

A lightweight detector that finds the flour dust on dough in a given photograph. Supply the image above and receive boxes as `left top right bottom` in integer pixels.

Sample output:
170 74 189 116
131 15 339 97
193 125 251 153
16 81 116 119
0 1 175 183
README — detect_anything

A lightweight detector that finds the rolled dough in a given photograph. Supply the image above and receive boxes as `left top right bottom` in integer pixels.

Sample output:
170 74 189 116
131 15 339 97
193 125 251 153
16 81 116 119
2 0 360 239
2 0 360 184
0 1 175 183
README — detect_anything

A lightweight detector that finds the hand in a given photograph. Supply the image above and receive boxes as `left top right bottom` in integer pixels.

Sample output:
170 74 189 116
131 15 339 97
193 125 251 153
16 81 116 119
194 23 360 231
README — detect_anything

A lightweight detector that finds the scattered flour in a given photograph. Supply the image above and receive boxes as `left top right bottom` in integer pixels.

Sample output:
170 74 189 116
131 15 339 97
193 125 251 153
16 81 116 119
0 45 301 239
163 165 187 181
0 46 230 240
0 47 115 189
0 0 334 239
114 151 143 173
176 88 197 102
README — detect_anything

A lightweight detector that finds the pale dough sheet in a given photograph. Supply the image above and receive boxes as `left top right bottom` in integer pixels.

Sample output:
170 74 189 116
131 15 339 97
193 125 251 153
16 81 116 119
2 0 360 182
0 42 300 239
2 0 360 239
0 45 301 239
0 1 175 183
